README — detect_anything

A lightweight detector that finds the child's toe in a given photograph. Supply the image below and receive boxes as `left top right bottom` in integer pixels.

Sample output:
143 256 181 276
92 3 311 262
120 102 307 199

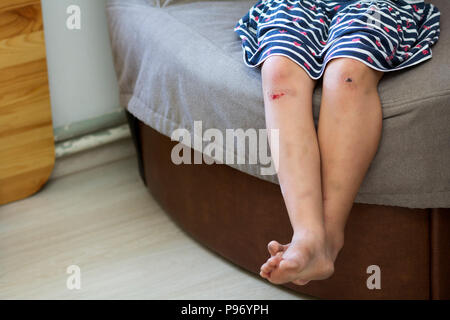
267 240 283 256
260 262 272 273
267 254 281 267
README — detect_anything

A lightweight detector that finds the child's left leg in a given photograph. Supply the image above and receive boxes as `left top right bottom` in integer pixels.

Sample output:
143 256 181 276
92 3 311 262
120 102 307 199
318 58 384 261
265 58 384 285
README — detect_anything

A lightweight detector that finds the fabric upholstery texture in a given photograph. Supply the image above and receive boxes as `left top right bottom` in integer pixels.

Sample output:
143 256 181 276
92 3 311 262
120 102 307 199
106 0 450 208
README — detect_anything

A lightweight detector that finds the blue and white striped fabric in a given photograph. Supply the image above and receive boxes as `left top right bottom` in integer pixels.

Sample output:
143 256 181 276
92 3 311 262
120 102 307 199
234 0 441 79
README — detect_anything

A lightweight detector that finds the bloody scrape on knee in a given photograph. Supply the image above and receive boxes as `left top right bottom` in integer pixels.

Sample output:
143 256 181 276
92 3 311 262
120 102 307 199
270 92 286 100
266 88 296 101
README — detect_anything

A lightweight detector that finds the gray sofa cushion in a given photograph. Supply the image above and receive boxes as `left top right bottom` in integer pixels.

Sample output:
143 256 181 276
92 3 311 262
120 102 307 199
106 0 450 208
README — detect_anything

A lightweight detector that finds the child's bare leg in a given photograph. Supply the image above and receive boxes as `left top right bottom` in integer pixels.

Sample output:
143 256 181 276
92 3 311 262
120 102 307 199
318 58 384 260
258 56 334 284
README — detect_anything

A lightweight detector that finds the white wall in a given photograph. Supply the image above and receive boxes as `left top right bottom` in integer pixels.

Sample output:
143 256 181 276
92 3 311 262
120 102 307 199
41 0 121 132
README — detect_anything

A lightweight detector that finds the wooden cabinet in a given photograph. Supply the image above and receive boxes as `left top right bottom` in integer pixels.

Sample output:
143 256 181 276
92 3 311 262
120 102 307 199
0 0 54 205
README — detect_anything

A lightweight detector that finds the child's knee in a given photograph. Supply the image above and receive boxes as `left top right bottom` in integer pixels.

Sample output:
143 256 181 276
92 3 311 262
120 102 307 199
262 56 316 102
262 56 299 85
262 58 302 101
322 58 380 94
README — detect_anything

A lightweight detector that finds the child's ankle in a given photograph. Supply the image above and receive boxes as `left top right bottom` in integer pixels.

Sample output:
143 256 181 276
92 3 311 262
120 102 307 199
326 230 345 260
292 225 326 243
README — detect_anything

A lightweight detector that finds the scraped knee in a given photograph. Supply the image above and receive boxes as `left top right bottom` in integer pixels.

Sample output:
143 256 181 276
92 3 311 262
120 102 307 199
270 92 286 100
263 59 299 100
262 56 313 102
267 88 297 101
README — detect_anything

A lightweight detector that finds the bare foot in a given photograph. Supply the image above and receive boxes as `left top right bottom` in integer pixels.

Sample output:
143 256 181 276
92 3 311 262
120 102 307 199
262 240 311 285
259 241 288 279
262 230 335 285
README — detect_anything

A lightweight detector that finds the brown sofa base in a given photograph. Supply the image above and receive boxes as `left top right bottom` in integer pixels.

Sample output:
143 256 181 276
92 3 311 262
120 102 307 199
133 116 449 300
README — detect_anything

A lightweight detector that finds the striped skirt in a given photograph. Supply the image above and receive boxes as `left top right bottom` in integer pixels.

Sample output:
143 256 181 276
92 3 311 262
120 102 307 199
234 0 441 79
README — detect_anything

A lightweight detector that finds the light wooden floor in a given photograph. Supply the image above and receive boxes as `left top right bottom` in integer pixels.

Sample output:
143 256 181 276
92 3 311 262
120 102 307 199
0 138 307 300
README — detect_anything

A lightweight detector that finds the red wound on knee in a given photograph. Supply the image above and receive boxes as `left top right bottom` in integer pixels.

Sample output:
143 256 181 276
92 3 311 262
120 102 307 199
271 93 286 100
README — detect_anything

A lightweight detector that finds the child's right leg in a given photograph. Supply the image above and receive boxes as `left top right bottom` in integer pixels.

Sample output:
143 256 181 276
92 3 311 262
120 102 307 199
258 56 334 285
